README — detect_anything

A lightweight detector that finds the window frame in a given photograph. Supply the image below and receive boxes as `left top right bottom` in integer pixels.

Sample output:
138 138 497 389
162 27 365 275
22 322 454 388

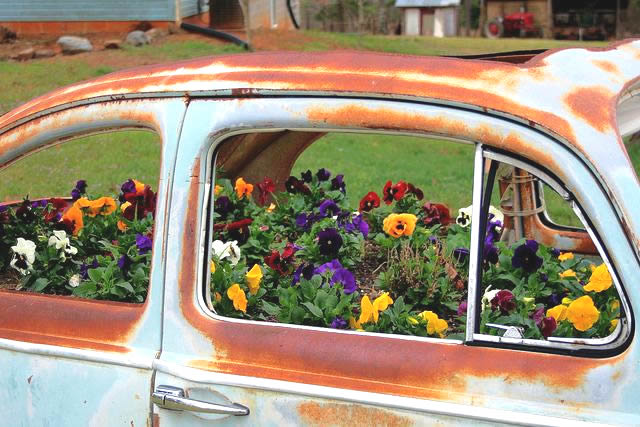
467 145 633 355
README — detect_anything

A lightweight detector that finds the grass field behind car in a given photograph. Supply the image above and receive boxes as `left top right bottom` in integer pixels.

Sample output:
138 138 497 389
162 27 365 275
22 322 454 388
0 30 637 226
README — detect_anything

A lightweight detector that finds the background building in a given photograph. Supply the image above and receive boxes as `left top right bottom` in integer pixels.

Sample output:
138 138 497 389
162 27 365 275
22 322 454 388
395 0 460 37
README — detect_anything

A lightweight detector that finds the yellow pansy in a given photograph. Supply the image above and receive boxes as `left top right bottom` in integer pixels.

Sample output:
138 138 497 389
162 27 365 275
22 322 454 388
611 299 620 312
86 197 117 217
419 310 448 338
562 297 573 305
558 252 574 261
583 263 613 293
266 203 276 213
214 185 223 196
358 292 394 325
559 269 576 278
246 264 263 295
567 295 599 331
120 201 132 213
235 177 254 199
226 283 247 313
546 304 568 322
610 319 619 332
210 260 216 274
382 213 417 238
133 179 146 194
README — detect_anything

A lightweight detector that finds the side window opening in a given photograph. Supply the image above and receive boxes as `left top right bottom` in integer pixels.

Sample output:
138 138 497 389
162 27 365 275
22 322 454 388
0 130 161 303
206 131 476 340
473 149 627 348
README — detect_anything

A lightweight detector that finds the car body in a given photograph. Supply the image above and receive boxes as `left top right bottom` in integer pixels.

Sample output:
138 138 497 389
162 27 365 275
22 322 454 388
1 39 640 426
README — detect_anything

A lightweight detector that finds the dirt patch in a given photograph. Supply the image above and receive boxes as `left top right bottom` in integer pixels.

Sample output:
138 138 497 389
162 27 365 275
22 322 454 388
352 240 387 298
0 269 20 290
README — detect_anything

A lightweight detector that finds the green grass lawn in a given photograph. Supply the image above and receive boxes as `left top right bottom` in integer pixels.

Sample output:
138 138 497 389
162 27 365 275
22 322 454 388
0 31 632 228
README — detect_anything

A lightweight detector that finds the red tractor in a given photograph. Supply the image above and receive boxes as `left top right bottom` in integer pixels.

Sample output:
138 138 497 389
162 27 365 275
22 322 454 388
484 11 538 38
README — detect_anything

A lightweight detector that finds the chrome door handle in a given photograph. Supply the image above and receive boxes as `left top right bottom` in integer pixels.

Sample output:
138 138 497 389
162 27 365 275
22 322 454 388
152 385 250 416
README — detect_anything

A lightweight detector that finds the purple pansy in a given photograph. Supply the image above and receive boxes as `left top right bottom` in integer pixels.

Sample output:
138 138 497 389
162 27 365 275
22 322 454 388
330 268 357 294
317 228 343 256
292 263 315 285
512 239 543 273
316 168 331 181
531 306 545 325
330 316 348 329
331 174 345 193
80 258 99 280
136 234 153 254
214 196 233 219
457 300 468 316
121 179 136 194
314 259 343 275
318 199 340 217
453 247 470 262
301 169 313 183
75 180 87 192
117 254 131 272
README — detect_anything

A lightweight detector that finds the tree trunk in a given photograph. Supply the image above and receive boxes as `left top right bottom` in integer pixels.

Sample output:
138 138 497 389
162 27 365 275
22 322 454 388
465 0 471 36
546 0 553 39
358 0 365 32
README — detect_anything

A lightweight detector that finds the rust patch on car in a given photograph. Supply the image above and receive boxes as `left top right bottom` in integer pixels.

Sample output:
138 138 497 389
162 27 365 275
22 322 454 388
563 86 615 133
593 60 622 77
0 290 145 351
297 402 413 427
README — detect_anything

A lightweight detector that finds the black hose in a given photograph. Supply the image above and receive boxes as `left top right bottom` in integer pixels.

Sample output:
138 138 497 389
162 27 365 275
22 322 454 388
180 22 250 50
286 0 300 29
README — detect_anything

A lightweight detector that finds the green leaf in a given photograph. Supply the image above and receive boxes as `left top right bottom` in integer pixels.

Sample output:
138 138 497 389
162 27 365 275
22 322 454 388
291 306 306 323
116 281 135 293
32 278 49 292
261 300 280 316
87 267 103 283
302 302 323 318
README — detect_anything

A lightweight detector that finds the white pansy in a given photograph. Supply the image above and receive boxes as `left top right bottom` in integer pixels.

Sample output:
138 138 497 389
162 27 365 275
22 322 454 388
455 205 504 229
456 205 472 227
68 274 81 288
211 240 241 266
48 230 78 261
481 286 501 312
9 238 37 275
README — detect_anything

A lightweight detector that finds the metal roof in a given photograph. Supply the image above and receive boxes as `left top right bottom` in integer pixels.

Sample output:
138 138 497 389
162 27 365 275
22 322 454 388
395 0 461 7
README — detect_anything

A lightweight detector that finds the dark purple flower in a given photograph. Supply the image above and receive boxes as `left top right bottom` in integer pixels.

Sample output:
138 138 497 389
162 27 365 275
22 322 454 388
483 237 499 264
71 188 82 201
0 205 7 213
330 316 347 329
301 169 313 183
318 199 340 217
136 234 153 254
511 240 543 273
80 258 99 280
214 196 233 219
330 268 357 294
491 290 516 314
117 254 131 272
457 300 468 316
285 176 311 195
551 247 561 257
314 259 343 275
453 247 469 262
317 228 343 256
75 180 87 193
539 316 557 338
331 174 345 193
316 168 331 181
548 292 565 307
540 273 548 282
292 263 316 285
31 200 48 209
353 214 369 238
531 306 545 325
296 213 310 230
121 179 136 194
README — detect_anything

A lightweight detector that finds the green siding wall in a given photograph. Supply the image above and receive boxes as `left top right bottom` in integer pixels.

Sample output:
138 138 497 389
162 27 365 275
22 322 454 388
0 0 178 21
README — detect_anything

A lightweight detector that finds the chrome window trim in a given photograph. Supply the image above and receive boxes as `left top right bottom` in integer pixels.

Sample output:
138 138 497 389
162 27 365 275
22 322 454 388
472 149 632 351
465 143 484 341
198 127 475 346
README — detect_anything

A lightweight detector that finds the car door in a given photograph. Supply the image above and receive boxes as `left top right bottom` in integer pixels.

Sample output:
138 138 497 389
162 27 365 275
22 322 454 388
0 98 186 426
155 95 640 426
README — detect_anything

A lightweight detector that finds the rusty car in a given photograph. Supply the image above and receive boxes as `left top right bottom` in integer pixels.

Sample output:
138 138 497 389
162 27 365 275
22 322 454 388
0 39 640 426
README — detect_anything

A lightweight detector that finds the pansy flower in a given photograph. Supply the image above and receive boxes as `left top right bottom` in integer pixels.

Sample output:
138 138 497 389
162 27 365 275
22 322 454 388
285 176 311 195
546 304 568 322
256 177 275 205
330 316 347 329
382 213 417 238
567 295 600 331
214 196 233 219
456 206 472 227
318 199 340 217
419 311 448 338
511 239 543 273
227 218 252 245
226 283 247 313
339 213 369 238
490 290 516 314
329 268 357 294
558 252 574 261
359 192 380 212
406 183 424 200
48 230 78 261
71 179 87 200
212 240 241 266
583 263 613 292
301 169 313 183
15 199 36 223
117 254 131 272
61 204 84 235
422 202 451 227
136 234 153 255
539 316 557 338
292 263 315 285
317 228 343 256
234 177 254 199
9 238 36 275
382 180 407 205
246 264 263 295
331 174 345 193
457 300 467 316
357 292 394 326
80 258 99 280
316 168 331 181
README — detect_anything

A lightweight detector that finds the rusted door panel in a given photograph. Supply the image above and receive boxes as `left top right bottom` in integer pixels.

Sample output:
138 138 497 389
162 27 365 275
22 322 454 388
0 99 187 425
158 98 640 425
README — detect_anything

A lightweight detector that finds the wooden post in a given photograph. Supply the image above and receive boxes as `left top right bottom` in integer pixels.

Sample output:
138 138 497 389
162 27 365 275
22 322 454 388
546 0 553 39
238 0 252 48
